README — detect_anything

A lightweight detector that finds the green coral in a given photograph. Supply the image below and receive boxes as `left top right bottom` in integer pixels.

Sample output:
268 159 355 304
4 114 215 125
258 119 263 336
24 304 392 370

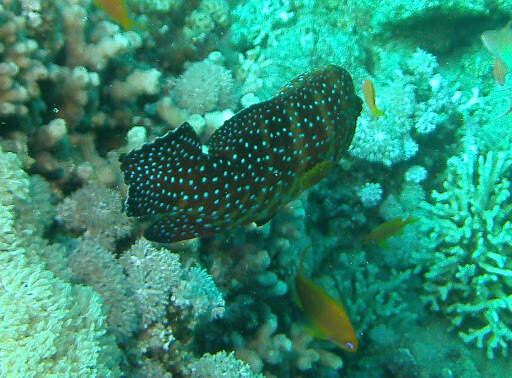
0 147 122 376
419 149 512 358
331 250 416 334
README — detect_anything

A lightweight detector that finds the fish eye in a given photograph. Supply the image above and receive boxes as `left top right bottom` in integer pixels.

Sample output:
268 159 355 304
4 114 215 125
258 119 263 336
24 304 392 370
345 342 355 351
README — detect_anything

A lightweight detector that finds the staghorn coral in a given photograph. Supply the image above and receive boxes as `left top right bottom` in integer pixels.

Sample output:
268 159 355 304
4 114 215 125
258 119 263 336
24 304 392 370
419 148 512 358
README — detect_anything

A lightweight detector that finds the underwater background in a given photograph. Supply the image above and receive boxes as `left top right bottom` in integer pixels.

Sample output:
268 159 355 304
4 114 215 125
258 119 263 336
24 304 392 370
2 0 512 376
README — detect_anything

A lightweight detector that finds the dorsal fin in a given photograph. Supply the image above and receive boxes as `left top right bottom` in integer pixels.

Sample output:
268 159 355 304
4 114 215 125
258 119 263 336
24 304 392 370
120 122 204 217
120 122 201 178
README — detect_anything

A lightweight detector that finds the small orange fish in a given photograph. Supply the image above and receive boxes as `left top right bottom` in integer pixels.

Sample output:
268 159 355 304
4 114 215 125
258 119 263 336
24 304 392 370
295 246 358 352
481 21 512 117
492 58 508 86
362 78 384 118
93 0 137 30
364 217 418 248
481 21 512 86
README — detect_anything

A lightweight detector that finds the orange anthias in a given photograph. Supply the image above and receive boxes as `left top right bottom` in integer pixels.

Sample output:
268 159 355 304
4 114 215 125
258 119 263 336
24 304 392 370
93 0 136 30
295 271 358 352
294 245 358 353
481 21 512 86
481 21 512 117
364 217 418 248
362 78 384 118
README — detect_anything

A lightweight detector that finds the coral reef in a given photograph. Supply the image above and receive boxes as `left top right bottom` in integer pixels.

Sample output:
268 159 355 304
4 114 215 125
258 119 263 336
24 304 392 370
0 147 122 376
349 48 453 166
2 0 512 376
419 148 512 358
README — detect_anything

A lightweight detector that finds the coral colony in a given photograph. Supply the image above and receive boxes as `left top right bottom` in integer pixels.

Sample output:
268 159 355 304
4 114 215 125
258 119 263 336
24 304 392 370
2 0 512 376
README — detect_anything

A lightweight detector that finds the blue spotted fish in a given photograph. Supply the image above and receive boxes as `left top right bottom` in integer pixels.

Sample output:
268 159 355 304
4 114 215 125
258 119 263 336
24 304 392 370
120 65 362 242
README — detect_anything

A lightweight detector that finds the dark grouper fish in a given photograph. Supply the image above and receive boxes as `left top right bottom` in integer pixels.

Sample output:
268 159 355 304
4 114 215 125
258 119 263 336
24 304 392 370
120 65 362 242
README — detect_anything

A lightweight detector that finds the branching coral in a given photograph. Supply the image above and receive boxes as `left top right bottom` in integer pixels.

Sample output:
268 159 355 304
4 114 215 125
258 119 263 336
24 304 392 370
234 312 293 373
289 323 343 372
47 65 100 126
326 249 418 341
183 0 230 45
111 68 161 102
419 148 512 358
5 0 510 375
0 0 140 125
0 2 48 118
63 7 142 71
350 49 452 166
333 0 512 57
128 0 184 13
